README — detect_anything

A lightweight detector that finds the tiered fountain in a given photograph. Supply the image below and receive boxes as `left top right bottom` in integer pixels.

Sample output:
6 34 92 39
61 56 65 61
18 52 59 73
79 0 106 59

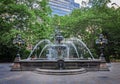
11 27 109 74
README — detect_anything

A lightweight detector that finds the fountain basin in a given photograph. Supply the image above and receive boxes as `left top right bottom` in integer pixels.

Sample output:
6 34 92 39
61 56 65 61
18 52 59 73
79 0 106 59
11 59 103 71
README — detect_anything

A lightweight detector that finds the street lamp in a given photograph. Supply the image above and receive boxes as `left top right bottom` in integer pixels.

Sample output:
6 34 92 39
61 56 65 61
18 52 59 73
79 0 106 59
13 34 25 61
96 34 108 61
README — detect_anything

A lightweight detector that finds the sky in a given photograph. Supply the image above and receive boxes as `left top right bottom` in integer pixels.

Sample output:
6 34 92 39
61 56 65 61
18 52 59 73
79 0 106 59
108 0 120 8
74 0 82 4
75 0 120 8
74 0 89 5
109 0 120 5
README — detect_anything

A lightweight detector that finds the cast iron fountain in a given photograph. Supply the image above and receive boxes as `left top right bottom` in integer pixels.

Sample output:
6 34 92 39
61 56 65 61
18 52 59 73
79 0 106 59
11 28 109 74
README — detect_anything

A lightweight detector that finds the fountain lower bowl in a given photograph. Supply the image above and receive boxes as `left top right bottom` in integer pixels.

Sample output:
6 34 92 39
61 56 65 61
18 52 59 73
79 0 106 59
11 59 102 71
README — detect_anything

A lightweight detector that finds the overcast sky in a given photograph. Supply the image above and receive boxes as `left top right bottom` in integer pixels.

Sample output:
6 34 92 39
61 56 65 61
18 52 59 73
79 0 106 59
109 0 120 5
108 0 120 8
74 0 89 4
75 0 120 7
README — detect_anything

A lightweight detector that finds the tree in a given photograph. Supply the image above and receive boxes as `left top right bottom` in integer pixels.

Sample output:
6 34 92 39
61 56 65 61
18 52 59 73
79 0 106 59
51 0 120 61
0 0 52 62
91 0 120 61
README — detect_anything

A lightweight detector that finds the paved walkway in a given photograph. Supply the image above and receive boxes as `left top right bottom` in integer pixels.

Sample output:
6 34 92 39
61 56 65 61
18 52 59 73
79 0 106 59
0 63 120 84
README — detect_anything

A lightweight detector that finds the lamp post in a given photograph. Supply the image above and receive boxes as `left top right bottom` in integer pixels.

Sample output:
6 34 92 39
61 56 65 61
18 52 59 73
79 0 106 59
13 34 25 61
96 34 108 61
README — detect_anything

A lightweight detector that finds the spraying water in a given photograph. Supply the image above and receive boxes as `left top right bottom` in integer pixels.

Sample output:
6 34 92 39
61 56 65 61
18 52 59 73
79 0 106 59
65 41 80 58
27 27 95 60
28 39 52 59
69 38 94 59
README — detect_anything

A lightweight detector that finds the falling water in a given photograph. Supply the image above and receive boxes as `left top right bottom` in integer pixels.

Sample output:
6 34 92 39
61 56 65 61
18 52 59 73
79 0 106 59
65 41 80 58
38 44 52 58
27 39 51 59
27 32 95 60
69 38 94 59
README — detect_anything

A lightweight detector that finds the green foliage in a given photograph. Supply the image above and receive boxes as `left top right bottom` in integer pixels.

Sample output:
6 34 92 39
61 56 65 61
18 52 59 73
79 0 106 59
0 0 120 62
0 0 52 61
51 0 120 61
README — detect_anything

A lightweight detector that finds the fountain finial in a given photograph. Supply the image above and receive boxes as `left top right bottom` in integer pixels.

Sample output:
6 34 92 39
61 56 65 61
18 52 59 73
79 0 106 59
55 26 63 44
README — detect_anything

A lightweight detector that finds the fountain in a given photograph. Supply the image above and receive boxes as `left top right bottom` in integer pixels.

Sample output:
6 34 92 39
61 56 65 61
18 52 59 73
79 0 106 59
11 27 109 74
27 28 94 60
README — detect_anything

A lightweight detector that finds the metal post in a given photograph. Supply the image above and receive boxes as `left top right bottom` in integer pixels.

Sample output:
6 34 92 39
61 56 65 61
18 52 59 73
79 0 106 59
96 34 108 61
13 34 25 61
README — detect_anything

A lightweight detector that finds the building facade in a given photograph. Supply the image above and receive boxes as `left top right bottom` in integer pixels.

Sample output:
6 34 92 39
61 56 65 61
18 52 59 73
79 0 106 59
49 0 80 16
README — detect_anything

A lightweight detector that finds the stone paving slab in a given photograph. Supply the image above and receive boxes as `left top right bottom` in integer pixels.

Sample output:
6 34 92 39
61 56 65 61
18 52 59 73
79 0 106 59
0 63 120 84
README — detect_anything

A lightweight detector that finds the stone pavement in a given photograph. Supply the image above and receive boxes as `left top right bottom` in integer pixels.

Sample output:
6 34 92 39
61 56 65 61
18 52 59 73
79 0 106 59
0 63 120 84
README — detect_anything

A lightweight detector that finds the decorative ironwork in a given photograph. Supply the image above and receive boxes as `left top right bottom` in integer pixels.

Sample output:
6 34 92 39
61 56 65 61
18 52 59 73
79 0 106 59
96 34 108 60
13 34 25 61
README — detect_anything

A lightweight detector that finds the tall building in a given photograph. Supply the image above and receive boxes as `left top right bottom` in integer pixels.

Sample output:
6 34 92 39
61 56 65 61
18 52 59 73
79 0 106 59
49 0 80 16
